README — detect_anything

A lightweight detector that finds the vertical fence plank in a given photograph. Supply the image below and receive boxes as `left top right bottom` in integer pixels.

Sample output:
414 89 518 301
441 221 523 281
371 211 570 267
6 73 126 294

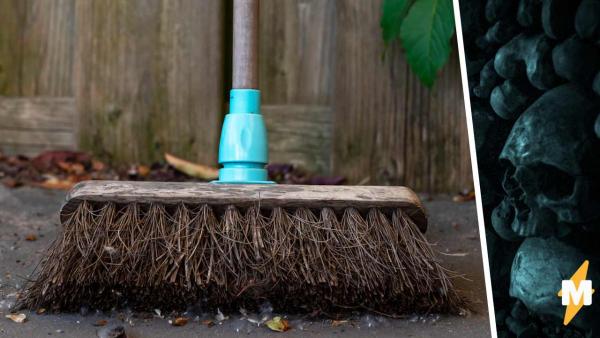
259 0 335 173
333 0 404 186
0 0 26 96
158 0 224 165
21 0 75 96
75 0 224 165
333 0 472 192
259 0 335 105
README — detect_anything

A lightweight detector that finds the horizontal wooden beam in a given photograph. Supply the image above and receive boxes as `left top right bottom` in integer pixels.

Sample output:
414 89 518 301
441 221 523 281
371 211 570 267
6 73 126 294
0 97 75 130
0 97 76 156
263 104 331 174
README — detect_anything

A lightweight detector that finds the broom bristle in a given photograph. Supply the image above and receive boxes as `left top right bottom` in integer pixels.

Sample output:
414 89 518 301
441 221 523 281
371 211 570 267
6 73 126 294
18 201 465 315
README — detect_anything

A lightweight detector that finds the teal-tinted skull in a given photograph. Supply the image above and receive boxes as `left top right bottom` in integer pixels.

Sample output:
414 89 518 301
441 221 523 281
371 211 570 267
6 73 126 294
494 84 600 239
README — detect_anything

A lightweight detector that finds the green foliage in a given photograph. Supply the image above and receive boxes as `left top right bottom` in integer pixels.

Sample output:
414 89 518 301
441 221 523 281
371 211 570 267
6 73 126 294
381 0 455 87
381 0 415 44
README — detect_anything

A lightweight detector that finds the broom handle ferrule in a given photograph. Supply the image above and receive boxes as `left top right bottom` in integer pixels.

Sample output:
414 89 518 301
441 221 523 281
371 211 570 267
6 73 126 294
233 0 259 89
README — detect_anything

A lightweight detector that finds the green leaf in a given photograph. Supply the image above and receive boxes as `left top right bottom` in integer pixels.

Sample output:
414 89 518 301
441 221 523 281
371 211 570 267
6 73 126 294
399 0 455 87
380 0 414 45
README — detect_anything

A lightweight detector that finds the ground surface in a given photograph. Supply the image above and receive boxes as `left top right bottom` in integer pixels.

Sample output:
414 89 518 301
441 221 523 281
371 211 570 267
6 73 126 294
0 186 491 337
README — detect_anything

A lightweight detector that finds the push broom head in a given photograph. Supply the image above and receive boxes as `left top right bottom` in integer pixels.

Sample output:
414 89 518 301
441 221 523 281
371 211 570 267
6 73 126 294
19 181 464 315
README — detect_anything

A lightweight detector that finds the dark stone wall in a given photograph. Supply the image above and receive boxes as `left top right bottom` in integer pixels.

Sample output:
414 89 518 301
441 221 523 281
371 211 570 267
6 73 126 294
459 0 600 336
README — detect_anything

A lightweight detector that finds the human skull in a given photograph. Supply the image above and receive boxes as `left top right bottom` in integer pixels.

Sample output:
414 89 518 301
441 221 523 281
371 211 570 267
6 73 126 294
510 237 600 331
492 84 600 240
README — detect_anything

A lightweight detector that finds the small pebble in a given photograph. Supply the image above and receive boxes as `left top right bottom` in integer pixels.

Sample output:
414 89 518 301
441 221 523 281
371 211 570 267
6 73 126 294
97 325 126 338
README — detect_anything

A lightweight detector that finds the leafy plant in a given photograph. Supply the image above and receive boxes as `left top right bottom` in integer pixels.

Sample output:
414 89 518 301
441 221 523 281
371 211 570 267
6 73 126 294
381 0 455 87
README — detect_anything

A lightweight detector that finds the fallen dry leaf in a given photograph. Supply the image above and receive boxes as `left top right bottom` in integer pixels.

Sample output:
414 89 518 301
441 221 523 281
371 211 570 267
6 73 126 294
25 234 37 241
36 175 75 190
2 177 21 188
169 317 188 326
137 165 150 177
94 319 108 327
31 151 90 172
453 190 475 202
92 159 106 172
266 316 290 332
57 161 85 175
331 320 348 327
201 319 214 327
36 308 46 315
5 313 27 323
164 153 218 180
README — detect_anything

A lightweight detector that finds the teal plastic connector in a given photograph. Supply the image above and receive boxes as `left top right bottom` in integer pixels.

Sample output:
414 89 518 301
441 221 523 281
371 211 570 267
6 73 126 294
215 89 273 184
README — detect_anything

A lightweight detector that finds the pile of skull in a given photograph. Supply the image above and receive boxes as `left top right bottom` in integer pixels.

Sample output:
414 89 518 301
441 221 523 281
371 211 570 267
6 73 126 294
460 0 600 336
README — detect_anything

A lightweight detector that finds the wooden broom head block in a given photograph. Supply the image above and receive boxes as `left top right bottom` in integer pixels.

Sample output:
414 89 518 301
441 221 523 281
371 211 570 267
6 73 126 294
61 181 427 232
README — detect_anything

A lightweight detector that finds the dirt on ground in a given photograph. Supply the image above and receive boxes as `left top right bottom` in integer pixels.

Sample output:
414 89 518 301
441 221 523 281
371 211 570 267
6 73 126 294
0 186 491 337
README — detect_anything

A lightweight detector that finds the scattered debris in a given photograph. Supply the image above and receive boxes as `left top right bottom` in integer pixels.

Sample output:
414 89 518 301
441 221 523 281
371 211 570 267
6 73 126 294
36 175 78 190
97 324 126 338
31 151 90 172
57 161 85 175
91 160 106 172
215 308 228 322
94 319 108 327
201 319 214 327
25 234 37 241
267 163 345 185
331 319 348 327
103 246 117 256
245 316 264 325
137 165 150 177
358 314 389 328
1 177 21 188
441 252 470 257
153 309 163 318
453 189 476 202
126 165 152 179
169 317 188 326
5 313 27 323
266 316 290 332
0 150 344 188
35 308 46 314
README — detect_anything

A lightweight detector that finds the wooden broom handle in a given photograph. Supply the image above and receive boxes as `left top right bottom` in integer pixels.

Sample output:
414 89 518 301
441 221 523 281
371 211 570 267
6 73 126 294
233 0 259 89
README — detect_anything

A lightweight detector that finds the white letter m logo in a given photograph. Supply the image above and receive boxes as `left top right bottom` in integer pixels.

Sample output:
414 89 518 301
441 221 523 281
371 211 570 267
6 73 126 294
561 280 593 306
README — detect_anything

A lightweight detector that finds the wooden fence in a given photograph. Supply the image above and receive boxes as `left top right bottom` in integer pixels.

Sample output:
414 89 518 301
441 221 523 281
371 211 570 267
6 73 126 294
0 0 472 192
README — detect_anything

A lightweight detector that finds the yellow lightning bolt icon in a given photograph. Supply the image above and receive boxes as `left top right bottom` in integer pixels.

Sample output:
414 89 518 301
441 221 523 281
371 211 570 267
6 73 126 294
557 260 595 326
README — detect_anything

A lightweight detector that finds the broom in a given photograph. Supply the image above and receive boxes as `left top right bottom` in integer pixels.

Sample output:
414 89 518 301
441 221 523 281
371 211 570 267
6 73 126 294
19 0 464 315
